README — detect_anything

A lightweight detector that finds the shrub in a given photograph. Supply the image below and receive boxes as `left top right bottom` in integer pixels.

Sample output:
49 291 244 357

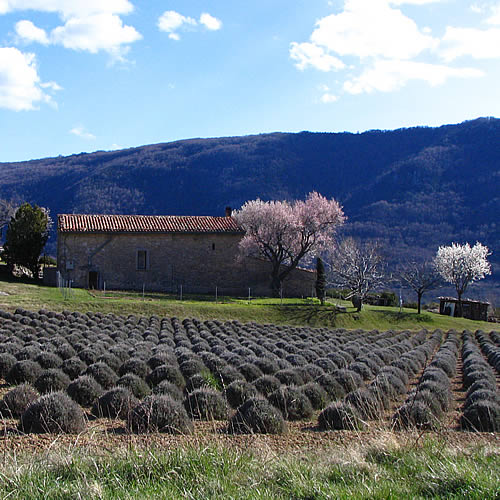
152 380 183 401
78 348 99 366
252 375 281 397
417 381 451 411
128 395 194 434
467 379 497 397
227 398 287 435
55 343 76 360
35 352 63 369
253 358 280 375
20 392 86 434
301 364 325 380
333 369 363 394
392 401 439 430
184 389 228 420
179 359 205 379
267 386 314 421
62 357 87 380
314 357 337 373
300 382 329 410
146 364 185 389
148 352 177 370
224 380 258 409
34 369 71 394
461 401 500 432
116 373 151 399
118 358 150 379
274 369 303 386
413 390 444 417
96 353 121 373
6 360 42 385
464 389 500 409
345 388 381 420
92 387 138 420
463 369 496 390
67 375 103 407
0 353 17 378
429 355 457 378
185 374 213 393
85 362 119 389
317 402 364 431
0 384 39 418
348 362 374 381
317 374 346 400
238 363 263 382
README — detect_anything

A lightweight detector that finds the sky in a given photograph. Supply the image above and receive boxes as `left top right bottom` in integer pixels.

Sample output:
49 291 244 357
0 0 499 162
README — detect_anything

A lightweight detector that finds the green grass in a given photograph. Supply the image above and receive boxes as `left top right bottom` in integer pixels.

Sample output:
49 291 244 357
0 278 495 331
0 439 497 499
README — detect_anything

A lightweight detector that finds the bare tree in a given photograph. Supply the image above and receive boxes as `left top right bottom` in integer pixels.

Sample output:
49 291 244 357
398 260 441 314
327 237 385 311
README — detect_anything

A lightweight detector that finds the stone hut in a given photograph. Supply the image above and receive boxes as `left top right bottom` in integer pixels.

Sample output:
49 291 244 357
57 211 314 297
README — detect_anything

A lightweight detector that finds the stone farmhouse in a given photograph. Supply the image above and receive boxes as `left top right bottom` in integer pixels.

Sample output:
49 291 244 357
56 211 314 297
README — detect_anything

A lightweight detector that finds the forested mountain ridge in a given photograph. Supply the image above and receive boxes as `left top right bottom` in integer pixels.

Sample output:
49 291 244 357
0 117 498 297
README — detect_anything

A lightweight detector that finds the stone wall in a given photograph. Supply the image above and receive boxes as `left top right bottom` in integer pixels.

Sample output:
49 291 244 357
57 232 315 297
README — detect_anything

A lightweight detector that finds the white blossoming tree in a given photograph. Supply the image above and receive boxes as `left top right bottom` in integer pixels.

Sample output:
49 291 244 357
233 192 345 296
433 242 492 316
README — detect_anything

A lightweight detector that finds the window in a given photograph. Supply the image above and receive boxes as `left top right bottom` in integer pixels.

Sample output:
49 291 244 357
212 243 216 251
137 250 149 270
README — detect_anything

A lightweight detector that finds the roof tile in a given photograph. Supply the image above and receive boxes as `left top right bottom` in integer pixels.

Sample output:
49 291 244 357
58 214 244 234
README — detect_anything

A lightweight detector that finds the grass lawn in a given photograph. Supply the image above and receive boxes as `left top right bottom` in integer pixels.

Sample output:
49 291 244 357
0 438 497 499
0 278 495 331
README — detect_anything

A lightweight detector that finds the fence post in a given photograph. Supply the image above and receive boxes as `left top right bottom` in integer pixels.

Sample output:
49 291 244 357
215 286 218 303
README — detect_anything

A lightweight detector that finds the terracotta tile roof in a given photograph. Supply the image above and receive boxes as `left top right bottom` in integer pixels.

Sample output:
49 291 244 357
58 214 244 234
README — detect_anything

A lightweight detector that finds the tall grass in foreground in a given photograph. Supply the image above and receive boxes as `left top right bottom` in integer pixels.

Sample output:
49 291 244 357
0 439 497 499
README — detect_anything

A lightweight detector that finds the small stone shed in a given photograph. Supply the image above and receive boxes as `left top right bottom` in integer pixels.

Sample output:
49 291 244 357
438 297 490 322
57 212 314 297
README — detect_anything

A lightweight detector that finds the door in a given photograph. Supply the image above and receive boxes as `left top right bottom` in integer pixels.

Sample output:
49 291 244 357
88 271 99 289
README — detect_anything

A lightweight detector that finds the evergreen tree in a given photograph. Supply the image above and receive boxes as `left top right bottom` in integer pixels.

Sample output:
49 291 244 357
2 203 52 279
315 257 326 305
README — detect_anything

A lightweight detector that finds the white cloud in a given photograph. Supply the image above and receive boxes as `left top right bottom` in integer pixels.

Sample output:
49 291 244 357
389 0 443 4
310 0 437 60
70 125 96 140
0 47 54 111
290 42 345 71
40 80 62 91
51 13 141 60
321 92 338 103
487 4 500 24
15 19 49 44
199 13 222 31
3 1 140 59
0 1 134 19
343 59 483 94
158 10 222 39
157 11 196 39
439 26 500 61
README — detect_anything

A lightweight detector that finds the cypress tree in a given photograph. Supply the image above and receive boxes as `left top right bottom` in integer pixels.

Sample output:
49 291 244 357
315 257 326 305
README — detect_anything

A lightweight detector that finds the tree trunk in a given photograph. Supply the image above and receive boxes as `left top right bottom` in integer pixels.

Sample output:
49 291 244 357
271 267 281 298
457 291 463 317
417 292 423 314
352 295 362 311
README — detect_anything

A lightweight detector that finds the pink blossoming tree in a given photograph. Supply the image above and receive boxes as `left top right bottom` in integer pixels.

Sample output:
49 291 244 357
233 192 345 296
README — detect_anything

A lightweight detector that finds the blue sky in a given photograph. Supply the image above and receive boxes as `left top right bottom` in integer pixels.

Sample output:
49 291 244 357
1 0 499 162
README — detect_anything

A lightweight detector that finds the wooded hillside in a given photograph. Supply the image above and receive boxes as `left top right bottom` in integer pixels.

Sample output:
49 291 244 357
1 117 498 297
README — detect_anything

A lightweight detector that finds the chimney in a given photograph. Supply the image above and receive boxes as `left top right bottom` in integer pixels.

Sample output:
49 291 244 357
225 206 232 217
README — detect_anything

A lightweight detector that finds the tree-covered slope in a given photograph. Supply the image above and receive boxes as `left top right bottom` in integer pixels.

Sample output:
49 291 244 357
0 117 498 294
